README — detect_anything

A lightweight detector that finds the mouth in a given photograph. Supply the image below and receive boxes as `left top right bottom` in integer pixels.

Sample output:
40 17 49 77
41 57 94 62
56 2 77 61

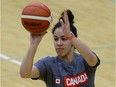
56 48 64 51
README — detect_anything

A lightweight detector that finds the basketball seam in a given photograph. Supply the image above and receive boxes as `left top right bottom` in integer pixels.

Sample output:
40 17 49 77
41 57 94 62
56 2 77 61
21 15 52 22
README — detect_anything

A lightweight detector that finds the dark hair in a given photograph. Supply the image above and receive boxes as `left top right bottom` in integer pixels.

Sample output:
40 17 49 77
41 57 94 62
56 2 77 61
52 9 77 37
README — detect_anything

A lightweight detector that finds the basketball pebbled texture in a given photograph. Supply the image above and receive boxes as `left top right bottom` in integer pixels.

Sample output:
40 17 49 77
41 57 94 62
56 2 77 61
21 2 52 34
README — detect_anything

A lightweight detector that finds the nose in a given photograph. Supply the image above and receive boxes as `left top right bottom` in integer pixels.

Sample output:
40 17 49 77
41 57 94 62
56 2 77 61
57 39 63 46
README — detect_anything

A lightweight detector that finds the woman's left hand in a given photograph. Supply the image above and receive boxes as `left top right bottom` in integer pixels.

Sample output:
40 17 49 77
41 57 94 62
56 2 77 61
60 10 71 37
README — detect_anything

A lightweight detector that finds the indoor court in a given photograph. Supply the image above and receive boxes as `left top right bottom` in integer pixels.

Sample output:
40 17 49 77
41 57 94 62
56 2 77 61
1 0 115 87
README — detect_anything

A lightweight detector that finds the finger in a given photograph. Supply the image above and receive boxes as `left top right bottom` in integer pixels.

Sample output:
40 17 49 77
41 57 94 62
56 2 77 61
60 18 65 27
38 31 47 36
63 10 69 25
60 18 63 23
60 19 66 34
30 31 47 37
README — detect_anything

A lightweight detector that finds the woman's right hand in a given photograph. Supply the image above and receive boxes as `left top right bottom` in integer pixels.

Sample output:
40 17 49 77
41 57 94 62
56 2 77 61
30 32 47 46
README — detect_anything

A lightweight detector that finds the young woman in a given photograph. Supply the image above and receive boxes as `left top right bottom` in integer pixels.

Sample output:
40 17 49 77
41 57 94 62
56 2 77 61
20 9 100 87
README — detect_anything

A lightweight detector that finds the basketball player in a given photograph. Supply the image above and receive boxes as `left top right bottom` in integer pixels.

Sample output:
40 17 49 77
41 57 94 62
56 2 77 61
20 10 100 87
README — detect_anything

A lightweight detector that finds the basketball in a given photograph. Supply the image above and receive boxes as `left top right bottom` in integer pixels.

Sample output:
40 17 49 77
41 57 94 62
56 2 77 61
21 2 52 34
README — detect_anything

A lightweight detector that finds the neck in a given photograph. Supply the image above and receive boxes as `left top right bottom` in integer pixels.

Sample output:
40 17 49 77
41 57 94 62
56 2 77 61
60 48 75 63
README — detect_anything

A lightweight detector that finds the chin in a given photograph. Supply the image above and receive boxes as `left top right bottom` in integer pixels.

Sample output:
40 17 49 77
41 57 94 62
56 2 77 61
57 52 63 56
57 53 66 58
56 51 67 57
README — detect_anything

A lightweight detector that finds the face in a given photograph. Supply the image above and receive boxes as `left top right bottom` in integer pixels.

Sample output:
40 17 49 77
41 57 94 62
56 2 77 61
53 27 73 58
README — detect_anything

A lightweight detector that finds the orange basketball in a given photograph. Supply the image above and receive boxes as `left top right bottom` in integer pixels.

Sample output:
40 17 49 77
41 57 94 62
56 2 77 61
21 2 52 34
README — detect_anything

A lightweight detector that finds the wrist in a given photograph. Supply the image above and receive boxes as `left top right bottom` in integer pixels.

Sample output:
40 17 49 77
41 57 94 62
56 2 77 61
67 32 75 40
30 43 39 49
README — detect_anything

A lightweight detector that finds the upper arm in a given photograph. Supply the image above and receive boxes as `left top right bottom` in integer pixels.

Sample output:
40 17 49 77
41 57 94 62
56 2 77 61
87 53 98 67
85 53 100 68
30 65 40 79
91 52 100 67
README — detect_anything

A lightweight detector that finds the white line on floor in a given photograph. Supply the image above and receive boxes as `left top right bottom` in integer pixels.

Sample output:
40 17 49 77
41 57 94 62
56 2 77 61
0 53 21 65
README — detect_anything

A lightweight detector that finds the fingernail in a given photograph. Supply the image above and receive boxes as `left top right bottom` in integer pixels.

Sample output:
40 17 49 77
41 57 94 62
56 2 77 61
60 19 63 23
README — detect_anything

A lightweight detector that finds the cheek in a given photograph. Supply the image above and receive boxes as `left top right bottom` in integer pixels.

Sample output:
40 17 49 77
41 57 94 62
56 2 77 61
64 42 72 49
66 44 72 49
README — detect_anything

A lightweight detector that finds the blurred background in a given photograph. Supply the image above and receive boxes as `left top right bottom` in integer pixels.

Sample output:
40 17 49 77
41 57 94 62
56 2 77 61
1 0 115 87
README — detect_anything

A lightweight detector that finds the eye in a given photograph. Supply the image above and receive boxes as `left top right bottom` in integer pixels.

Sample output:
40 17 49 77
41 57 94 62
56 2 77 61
54 37 59 41
61 37 67 41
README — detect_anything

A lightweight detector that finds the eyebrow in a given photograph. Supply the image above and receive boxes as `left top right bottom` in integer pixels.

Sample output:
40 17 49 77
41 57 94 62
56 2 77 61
53 35 66 38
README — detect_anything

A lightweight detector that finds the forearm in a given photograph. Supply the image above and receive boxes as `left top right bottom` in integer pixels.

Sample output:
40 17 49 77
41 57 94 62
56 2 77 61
71 37 98 66
20 45 38 78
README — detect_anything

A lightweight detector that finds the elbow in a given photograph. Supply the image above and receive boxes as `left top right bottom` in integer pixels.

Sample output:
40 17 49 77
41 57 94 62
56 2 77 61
19 72 27 78
20 73 30 78
20 73 26 78
19 70 30 78
88 54 98 67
